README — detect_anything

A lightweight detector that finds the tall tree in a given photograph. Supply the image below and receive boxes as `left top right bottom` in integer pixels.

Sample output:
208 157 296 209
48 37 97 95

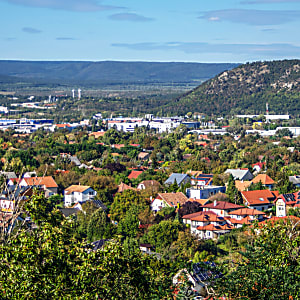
87 208 115 242
215 219 300 299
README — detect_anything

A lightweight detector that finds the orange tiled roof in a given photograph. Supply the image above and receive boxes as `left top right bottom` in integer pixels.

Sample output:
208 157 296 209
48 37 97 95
229 216 253 225
197 223 233 231
188 198 210 206
23 176 58 188
241 190 277 205
65 185 91 194
202 201 244 210
182 211 217 220
117 182 137 193
56 124 71 128
235 180 252 192
228 208 266 216
128 170 143 179
157 192 188 208
252 174 275 185
190 213 225 222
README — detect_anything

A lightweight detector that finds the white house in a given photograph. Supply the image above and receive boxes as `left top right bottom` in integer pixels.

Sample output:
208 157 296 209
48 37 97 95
64 185 97 207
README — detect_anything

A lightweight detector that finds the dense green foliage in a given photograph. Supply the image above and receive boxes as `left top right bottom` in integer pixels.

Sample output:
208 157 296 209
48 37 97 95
216 220 300 299
173 59 300 116
0 194 174 299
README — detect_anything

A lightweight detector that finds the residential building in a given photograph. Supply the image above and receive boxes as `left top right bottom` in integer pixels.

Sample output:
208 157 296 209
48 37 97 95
241 190 278 211
137 180 161 191
151 192 188 212
19 176 58 197
64 185 97 207
186 185 226 200
228 208 266 228
275 192 300 217
225 168 254 181
201 200 244 217
252 174 275 190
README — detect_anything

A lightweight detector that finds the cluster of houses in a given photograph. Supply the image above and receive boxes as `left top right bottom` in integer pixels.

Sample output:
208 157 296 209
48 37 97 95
149 168 300 240
1 165 300 240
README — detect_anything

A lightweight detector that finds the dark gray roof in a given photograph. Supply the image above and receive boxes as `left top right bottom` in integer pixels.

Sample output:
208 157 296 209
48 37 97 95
164 173 190 186
59 208 79 217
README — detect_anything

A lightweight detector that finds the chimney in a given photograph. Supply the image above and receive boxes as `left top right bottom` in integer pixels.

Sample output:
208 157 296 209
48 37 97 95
214 200 217 207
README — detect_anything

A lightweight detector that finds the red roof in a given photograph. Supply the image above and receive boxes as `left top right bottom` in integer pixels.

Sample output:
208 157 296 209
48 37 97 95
22 176 58 188
228 208 266 216
241 190 277 205
229 216 253 225
252 162 266 169
182 211 217 220
128 170 143 179
202 201 244 210
197 223 233 231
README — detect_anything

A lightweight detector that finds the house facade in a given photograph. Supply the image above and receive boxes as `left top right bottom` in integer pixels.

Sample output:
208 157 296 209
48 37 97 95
186 185 226 200
151 192 188 212
275 192 300 217
64 185 97 207
19 176 58 197
201 201 244 217
241 190 277 211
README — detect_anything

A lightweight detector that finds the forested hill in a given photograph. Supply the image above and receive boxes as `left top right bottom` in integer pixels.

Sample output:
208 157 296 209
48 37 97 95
170 59 300 116
0 60 239 84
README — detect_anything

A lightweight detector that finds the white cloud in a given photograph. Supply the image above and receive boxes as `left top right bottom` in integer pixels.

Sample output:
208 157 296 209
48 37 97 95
199 9 300 25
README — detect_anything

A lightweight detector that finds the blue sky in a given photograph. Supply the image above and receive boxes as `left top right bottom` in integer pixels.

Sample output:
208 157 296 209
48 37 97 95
1 0 300 62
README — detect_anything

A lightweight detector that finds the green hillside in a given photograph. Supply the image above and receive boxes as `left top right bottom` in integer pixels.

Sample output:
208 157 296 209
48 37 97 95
169 59 300 116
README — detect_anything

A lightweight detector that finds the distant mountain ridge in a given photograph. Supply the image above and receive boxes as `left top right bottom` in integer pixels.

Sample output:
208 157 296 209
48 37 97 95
0 60 239 85
171 59 300 116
